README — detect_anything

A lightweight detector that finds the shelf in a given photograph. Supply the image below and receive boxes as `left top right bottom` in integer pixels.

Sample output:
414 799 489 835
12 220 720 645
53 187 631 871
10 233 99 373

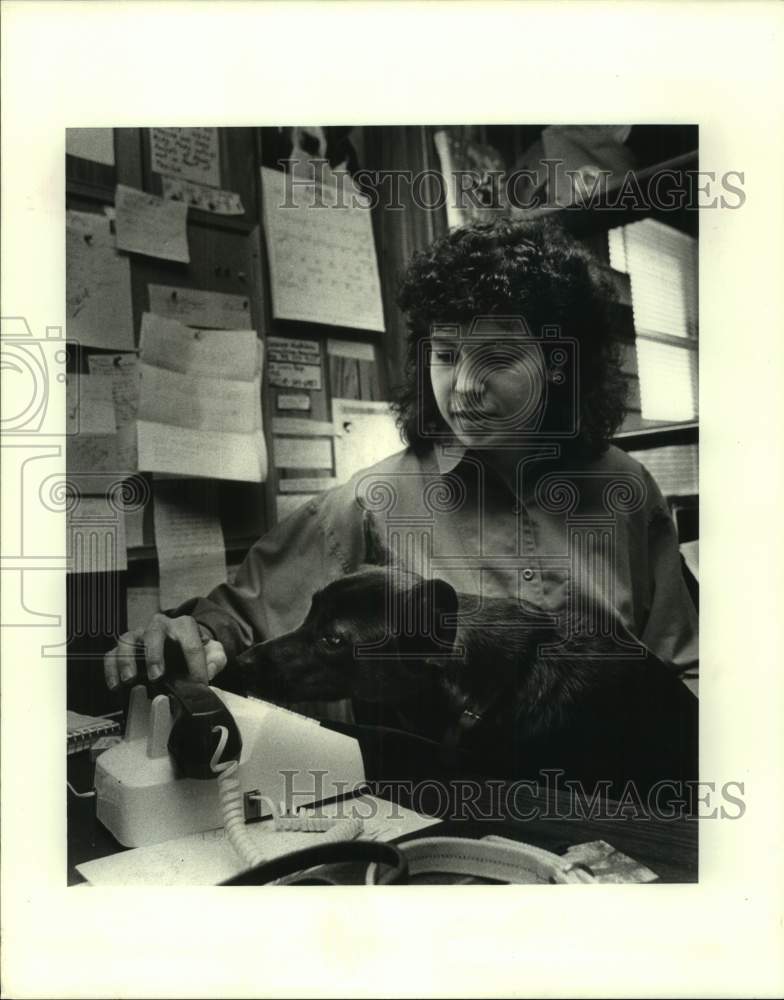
614 421 698 451
516 150 699 238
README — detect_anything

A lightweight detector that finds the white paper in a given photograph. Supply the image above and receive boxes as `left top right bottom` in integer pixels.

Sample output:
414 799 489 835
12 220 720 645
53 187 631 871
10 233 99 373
267 335 322 365
139 363 259 434
153 479 227 609
87 353 141 472
268 361 322 390
147 284 252 330
115 183 190 263
66 209 116 248
76 794 440 886
138 421 264 483
277 393 311 411
66 227 134 350
327 338 376 361
150 127 220 188
66 374 116 435
161 176 244 216
139 313 258 379
137 318 266 481
126 586 160 632
274 436 333 470
261 166 385 332
66 127 115 166
332 399 402 485
272 417 333 436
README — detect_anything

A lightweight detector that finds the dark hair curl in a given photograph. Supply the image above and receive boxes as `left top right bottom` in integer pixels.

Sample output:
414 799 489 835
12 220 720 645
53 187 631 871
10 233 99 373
392 218 628 461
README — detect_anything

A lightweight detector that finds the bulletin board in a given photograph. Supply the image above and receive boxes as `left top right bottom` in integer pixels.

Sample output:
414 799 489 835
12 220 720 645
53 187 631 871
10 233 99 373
64 125 404 716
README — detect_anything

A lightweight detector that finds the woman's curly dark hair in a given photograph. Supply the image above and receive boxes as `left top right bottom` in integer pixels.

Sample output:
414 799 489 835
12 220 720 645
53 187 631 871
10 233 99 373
393 218 628 461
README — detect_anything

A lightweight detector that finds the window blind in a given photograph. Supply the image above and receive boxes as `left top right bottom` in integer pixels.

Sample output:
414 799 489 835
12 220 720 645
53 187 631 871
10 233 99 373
608 219 698 422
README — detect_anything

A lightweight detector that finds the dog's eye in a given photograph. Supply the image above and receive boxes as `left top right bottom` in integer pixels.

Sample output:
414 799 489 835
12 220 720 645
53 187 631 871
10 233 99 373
320 633 345 650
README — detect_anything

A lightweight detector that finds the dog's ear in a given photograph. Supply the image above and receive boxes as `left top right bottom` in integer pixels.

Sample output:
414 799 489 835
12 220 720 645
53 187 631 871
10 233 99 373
400 576 459 656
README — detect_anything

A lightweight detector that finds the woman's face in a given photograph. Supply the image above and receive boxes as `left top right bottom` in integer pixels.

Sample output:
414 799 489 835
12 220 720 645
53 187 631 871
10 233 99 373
428 320 548 448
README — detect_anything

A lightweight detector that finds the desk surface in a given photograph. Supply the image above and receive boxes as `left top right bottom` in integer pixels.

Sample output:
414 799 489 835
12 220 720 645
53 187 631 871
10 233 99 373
68 754 697 885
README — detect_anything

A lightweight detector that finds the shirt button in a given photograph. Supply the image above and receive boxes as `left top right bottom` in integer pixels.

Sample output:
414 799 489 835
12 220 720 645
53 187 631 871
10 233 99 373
522 569 535 582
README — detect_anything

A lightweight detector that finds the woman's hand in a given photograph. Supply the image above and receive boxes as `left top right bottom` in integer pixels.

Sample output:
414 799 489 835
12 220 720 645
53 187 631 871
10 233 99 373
103 613 227 689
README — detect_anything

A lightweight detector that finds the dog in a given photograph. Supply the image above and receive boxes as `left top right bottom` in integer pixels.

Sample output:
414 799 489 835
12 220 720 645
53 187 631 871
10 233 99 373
231 561 698 800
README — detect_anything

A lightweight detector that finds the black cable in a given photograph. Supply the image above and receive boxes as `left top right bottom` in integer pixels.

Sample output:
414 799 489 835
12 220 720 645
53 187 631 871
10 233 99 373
220 839 408 886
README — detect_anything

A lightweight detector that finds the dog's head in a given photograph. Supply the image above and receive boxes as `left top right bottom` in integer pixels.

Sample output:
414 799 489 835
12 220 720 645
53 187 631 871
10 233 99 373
235 565 459 705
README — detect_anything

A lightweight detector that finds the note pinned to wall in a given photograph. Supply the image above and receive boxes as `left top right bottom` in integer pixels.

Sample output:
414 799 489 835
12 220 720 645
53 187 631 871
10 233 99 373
267 335 323 390
66 209 116 248
327 338 376 362
66 225 135 350
115 183 190 263
66 373 123 487
137 315 267 482
139 312 258 378
273 436 332 470
66 128 115 166
87 353 141 473
161 177 244 216
127 587 161 632
153 478 227 610
332 399 403 485
150 127 221 188
261 166 385 333
148 284 252 330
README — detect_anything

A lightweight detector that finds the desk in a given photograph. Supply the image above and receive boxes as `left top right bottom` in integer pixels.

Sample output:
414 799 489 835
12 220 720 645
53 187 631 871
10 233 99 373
68 751 697 885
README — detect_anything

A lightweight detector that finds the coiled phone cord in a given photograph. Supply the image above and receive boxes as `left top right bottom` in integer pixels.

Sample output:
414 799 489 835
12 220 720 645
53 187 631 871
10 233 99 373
212 731 363 870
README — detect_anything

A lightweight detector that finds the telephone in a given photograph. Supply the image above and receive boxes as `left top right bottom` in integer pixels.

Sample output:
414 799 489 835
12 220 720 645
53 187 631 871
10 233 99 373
94 641 366 859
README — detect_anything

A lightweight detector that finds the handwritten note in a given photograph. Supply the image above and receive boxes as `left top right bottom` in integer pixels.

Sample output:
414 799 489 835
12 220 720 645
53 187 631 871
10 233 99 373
139 364 259 433
66 128 115 166
66 373 124 491
277 393 311 411
115 183 190 263
139 313 258 378
148 284 252 330
153 478 226 609
273 436 332 470
332 399 402 485
137 316 267 482
66 209 116 247
127 586 160 632
261 166 385 332
87 353 141 472
161 176 244 216
327 338 375 362
150 127 221 188
66 226 134 350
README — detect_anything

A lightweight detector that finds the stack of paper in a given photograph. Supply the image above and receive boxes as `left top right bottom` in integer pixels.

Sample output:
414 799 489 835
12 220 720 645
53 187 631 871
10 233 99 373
136 313 267 482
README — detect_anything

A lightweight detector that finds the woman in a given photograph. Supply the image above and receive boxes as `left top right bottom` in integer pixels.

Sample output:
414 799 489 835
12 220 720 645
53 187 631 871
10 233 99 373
104 219 698 700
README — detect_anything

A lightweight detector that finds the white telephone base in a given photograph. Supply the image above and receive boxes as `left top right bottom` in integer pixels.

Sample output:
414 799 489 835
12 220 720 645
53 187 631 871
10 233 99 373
95 685 366 848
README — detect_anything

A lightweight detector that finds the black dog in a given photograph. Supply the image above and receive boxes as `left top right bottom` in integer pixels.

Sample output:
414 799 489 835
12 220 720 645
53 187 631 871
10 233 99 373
232 563 698 800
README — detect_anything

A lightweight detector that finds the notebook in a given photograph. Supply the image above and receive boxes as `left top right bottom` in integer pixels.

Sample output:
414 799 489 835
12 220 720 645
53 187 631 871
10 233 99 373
67 710 121 755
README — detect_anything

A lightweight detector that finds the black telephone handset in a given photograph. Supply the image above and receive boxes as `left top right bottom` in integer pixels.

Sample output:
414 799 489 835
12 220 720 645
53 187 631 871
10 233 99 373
156 638 243 780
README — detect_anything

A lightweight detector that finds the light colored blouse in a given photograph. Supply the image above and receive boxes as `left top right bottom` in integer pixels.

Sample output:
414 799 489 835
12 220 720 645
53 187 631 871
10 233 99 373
185 442 698 675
